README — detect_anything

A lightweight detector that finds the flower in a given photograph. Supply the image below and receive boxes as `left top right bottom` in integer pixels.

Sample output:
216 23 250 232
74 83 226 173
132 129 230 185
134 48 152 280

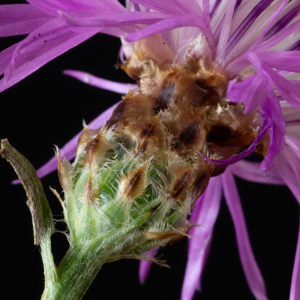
1 1 300 300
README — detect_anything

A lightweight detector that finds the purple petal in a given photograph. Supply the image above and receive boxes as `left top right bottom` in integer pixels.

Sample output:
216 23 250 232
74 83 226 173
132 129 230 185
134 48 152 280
0 4 47 19
222 170 268 300
225 0 282 64
212 0 242 53
134 0 202 15
0 4 53 37
215 0 236 62
248 0 287 52
3 18 75 80
125 13 212 47
264 2 300 42
132 0 184 15
210 0 221 18
227 74 269 113
257 19 300 54
210 0 230 31
27 0 109 16
285 134 300 160
229 161 284 185
139 248 157 284
202 0 211 29
287 40 300 51
227 52 270 113
181 177 222 300
63 70 138 93
261 91 285 171
119 45 125 63
289 216 300 300
199 107 271 165
201 0 213 48
85 0 126 13
233 0 243 12
262 63 300 108
225 0 273 55
276 145 300 203
59 10 169 27
0 18 99 93
286 121 300 142
0 17 53 38
281 100 300 123
12 101 120 184
258 51 300 73
133 3 141 12
169 0 203 16
0 43 19 76
27 0 74 16
81 0 126 13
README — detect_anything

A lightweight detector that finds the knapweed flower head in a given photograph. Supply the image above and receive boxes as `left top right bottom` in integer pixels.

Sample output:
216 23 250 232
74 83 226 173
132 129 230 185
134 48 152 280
1 0 300 300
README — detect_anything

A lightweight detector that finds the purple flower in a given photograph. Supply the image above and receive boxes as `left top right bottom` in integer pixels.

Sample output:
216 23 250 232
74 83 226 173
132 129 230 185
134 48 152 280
1 0 300 300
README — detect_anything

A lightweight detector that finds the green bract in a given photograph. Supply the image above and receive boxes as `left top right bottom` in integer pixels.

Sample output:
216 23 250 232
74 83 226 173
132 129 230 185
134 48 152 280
60 123 196 255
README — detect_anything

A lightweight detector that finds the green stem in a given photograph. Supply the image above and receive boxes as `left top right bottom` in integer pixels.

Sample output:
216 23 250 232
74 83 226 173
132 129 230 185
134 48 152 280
42 211 152 300
42 245 106 300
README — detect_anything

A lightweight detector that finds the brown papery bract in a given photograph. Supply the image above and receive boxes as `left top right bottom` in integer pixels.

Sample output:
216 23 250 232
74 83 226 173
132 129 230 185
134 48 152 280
123 116 169 160
106 91 154 130
119 163 148 201
57 150 74 193
85 130 111 170
75 125 99 161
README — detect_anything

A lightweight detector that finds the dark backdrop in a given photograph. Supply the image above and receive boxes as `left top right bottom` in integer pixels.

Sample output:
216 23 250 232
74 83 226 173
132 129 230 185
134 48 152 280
0 1 299 300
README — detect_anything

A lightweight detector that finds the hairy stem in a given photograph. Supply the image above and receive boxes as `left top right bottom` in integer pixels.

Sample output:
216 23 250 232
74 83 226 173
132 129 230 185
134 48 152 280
43 211 152 300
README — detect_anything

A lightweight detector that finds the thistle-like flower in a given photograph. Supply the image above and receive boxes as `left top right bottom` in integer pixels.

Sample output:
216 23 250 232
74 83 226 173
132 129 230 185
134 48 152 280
1 1 300 300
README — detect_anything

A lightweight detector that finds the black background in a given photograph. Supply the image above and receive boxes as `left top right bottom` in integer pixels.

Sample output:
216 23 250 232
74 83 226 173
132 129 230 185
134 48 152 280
0 1 299 300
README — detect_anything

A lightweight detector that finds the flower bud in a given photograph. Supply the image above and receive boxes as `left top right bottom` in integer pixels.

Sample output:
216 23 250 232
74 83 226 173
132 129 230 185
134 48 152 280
57 36 261 261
